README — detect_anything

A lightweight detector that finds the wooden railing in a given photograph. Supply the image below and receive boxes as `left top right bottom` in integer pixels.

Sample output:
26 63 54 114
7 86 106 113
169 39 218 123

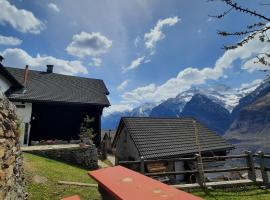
117 151 270 188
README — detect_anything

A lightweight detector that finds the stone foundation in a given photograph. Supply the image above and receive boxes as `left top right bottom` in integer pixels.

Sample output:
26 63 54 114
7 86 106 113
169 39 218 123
0 95 26 200
26 144 98 169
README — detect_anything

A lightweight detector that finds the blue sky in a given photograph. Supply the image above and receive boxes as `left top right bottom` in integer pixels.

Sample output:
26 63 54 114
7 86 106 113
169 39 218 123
0 0 269 114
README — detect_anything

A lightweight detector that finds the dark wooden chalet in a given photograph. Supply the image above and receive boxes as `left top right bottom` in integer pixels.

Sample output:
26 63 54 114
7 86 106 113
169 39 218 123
0 63 110 146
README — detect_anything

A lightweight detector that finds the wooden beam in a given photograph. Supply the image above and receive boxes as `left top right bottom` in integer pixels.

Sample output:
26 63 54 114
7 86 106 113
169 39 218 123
58 181 98 187
172 179 263 189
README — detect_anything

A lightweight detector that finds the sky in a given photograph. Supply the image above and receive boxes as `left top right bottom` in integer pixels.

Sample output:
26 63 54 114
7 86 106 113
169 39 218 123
0 0 269 115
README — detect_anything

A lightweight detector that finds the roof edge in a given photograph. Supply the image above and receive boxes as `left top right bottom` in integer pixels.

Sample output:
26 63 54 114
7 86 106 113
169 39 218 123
9 98 110 107
0 63 23 89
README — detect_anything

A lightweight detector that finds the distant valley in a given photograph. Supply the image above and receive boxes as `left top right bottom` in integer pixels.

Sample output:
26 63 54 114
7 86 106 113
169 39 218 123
102 80 262 131
102 78 270 152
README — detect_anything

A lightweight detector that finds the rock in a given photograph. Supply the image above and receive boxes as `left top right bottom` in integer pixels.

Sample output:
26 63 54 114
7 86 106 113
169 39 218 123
0 126 4 137
5 130 15 138
4 165 14 180
28 144 98 169
0 109 9 118
0 192 5 200
0 94 25 199
0 146 5 158
4 156 16 166
32 175 48 184
0 170 6 181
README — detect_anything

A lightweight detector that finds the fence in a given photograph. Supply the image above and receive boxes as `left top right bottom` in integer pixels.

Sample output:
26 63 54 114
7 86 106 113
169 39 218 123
117 151 270 188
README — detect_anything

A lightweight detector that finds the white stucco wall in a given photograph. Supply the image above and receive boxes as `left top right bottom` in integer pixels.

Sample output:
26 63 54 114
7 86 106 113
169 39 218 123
13 102 32 123
13 102 32 146
0 74 12 93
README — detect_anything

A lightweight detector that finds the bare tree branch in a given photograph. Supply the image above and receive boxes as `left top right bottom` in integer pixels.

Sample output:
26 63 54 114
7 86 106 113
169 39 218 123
209 0 270 69
222 0 270 21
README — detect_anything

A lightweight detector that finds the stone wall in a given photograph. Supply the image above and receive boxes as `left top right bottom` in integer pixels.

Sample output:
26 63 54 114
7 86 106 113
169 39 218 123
0 95 26 200
27 144 98 169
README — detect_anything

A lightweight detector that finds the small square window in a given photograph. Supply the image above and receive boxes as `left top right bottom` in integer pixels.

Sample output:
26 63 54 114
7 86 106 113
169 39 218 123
16 105 25 108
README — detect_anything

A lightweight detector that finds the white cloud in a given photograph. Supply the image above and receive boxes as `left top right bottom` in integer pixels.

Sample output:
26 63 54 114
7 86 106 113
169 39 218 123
240 79 262 90
122 84 156 103
122 56 145 72
243 55 270 73
144 16 180 52
126 16 180 69
48 3 60 13
122 30 270 104
90 57 102 67
0 35 22 46
242 25 270 72
66 32 112 58
207 17 214 22
103 104 133 116
0 0 45 34
134 36 141 48
117 80 129 92
144 59 151 63
1 48 88 75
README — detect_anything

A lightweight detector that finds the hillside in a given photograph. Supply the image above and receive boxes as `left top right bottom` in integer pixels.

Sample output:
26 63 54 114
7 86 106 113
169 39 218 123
225 81 270 153
226 92 270 141
181 94 231 134
24 153 270 200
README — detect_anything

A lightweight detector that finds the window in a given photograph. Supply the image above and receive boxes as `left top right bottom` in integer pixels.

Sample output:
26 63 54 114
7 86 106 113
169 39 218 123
23 123 29 145
16 105 25 108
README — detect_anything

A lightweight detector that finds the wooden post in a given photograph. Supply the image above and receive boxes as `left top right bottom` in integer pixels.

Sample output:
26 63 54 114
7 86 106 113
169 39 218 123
245 151 256 182
115 156 119 166
258 151 269 187
195 153 205 188
140 156 145 174
102 141 107 160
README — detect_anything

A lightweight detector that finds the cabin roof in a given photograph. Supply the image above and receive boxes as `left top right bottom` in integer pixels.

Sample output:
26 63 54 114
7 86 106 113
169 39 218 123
0 63 23 89
114 117 234 159
3 66 110 106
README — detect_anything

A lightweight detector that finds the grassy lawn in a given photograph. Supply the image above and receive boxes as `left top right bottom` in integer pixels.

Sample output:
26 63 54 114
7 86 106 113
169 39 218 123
194 186 270 200
24 153 270 200
23 153 100 200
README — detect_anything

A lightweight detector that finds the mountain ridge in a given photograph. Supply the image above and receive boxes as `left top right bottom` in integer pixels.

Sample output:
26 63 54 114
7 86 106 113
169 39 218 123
102 81 262 131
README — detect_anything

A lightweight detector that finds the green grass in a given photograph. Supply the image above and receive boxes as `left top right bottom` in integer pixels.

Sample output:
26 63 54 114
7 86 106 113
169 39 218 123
24 153 270 200
23 153 100 200
193 186 270 200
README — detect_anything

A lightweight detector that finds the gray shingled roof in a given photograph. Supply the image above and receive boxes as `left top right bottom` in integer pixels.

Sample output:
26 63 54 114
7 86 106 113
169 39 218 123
5 67 110 106
117 117 233 159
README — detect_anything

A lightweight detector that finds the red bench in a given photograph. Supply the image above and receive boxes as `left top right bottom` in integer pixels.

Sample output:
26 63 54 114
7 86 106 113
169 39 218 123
89 166 203 200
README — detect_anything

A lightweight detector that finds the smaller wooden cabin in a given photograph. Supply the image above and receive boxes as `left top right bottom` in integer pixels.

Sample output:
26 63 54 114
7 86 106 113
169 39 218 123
112 117 234 183
101 130 116 153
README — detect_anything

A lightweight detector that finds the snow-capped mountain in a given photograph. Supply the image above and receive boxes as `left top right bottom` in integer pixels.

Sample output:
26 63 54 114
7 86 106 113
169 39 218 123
150 82 261 118
231 78 270 120
225 78 270 152
101 102 157 129
181 93 231 134
128 102 157 117
102 81 262 129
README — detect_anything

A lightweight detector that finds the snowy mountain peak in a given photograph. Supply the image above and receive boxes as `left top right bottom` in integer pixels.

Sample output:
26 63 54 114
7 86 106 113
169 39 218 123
102 81 263 129
129 102 158 117
170 81 261 113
